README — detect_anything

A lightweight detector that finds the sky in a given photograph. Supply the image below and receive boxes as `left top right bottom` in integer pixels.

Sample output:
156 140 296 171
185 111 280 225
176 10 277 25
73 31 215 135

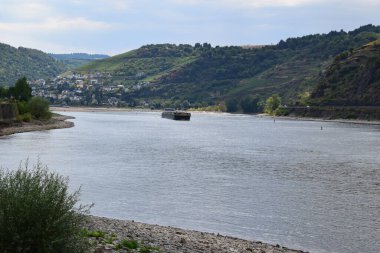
0 0 379 55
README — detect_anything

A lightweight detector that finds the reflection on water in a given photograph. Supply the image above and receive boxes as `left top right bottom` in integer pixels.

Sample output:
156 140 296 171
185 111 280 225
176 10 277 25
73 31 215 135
1 111 380 253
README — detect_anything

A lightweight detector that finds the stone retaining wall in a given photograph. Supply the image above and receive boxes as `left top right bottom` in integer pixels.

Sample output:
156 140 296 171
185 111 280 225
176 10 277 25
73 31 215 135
0 103 18 123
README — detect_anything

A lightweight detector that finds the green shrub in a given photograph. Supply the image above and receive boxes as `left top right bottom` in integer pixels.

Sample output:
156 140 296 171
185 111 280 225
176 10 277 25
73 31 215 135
17 100 29 115
0 161 91 253
121 239 139 249
17 112 32 122
28 97 52 120
86 230 106 238
140 245 160 253
264 94 281 115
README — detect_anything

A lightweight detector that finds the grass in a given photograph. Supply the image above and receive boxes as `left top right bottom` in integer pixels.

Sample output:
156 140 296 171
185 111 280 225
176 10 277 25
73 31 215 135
120 239 139 249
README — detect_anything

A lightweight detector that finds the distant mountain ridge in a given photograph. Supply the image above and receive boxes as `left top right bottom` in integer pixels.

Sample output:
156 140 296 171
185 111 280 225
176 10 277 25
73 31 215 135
1 25 379 112
50 53 110 69
0 43 68 87
77 25 380 109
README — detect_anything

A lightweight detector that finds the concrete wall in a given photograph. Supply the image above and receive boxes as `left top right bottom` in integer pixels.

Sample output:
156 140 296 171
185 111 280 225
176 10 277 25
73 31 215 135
0 103 18 123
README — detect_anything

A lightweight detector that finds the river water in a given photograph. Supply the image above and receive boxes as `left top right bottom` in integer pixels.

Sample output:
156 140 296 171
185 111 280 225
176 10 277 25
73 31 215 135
1 111 379 253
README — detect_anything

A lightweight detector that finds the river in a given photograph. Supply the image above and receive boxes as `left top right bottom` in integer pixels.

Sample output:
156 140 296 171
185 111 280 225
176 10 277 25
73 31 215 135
1 111 379 253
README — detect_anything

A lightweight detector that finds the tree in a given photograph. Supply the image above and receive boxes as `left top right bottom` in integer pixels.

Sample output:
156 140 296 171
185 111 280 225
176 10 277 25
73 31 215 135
0 161 91 253
226 99 239 112
10 77 32 102
181 100 190 109
0 87 8 99
240 97 260 113
264 94 281 114
28 97 52 119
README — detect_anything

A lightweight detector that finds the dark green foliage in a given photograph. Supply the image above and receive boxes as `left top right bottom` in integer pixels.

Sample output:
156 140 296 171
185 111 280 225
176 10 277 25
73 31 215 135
0 43 68 86
226 99 239 112
17 100 29 115
0 86 7 98
10 77 32 101
0 162 91 253
240 97 260 113
310 39 380 106
16 112 32 122
77 25 380 107
28 97 52 119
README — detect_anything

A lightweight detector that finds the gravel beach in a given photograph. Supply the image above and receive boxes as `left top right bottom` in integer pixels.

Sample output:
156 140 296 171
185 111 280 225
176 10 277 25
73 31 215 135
85 216 308 253
0 114 74 137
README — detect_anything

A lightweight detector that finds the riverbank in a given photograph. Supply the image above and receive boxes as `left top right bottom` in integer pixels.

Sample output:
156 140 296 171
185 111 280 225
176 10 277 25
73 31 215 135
51 106 380 126
50 106 157 113
85 216 307 253
0 114 74 137
257 114 380 125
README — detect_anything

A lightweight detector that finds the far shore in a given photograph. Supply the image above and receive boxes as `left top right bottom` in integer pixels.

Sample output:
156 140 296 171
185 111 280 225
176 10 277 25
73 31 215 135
50 106 158 113
257 114 380 126
50 106 380 126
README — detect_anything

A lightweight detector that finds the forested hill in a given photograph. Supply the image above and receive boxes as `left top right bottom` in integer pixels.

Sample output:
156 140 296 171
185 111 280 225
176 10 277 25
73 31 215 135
50 53 110 69
0 43 68 87
309 39 380 106
77 25 380 109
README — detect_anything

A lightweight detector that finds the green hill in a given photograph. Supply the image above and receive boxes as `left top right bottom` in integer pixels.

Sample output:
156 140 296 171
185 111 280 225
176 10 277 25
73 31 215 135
77 25 380 110
78 44 200 84
309 39 380 106
0 43 68 86
49 53 109 69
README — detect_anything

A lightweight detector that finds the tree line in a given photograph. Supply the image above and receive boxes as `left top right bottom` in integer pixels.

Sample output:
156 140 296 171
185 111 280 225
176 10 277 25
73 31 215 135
0 77 51 121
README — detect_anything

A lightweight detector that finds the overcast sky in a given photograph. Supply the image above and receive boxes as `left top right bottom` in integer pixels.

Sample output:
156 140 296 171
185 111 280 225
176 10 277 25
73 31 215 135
0 0 379 55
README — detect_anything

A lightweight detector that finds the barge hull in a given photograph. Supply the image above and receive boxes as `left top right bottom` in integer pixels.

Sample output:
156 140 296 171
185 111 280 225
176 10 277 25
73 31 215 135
162 111 191 121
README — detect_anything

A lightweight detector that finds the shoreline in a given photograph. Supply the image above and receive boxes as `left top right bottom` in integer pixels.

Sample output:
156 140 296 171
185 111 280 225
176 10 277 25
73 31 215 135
50 106 380 126
0 114 74 137
50 106 158 113
257 114 380 126
86 215 308 253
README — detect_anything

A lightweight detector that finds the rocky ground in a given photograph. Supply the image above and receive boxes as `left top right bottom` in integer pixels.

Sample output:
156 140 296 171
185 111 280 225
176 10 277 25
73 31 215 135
0 114 74 136
85 216 308 253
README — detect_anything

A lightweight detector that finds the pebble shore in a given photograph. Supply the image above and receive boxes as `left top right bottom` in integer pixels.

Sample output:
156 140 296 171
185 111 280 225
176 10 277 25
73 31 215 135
0 114 74 136
86 216 308 253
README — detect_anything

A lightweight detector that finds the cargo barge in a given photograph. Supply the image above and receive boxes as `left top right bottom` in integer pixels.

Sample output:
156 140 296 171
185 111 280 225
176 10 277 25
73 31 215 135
162 109 191 120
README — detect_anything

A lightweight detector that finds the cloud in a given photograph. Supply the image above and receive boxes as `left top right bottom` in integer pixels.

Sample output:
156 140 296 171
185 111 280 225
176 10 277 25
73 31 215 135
0 0 379 54
169 0 325 8
5 2 54 20
68 0 131 12
0 17 115 32
169 0 380 9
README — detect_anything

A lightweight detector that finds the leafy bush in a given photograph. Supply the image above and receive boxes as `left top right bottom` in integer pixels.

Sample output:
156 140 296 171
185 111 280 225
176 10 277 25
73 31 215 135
226 99 239 112
140 245 160 253
28 97 52 119
86 230 106 238
121 239 139 249
10 77 32 102
17 100 29 115
264 94 281 115
16 112 32 122
0 161 91 253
